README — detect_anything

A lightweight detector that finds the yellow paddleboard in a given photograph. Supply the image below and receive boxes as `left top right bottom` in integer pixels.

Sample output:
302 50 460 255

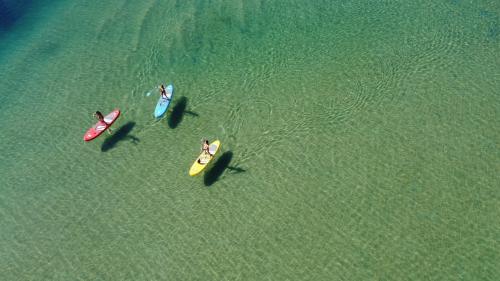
189 140 221 176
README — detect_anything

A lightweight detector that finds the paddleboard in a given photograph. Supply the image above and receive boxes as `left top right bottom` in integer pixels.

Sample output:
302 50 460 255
83 109 121 142
189 140 221 176
154 84 174 118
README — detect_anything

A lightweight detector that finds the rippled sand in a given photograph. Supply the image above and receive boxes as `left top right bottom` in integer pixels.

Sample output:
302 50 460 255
1 0 499 279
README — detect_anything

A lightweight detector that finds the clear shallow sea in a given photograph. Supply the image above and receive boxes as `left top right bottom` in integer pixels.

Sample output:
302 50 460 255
1 0 499 280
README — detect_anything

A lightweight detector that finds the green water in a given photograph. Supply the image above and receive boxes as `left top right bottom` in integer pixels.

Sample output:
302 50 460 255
1 0 499 279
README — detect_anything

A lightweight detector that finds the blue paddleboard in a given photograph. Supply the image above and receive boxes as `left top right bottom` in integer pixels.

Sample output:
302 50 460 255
154 84 174 118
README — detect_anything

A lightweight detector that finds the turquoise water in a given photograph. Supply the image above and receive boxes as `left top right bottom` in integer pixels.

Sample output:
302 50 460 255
1 0 499 279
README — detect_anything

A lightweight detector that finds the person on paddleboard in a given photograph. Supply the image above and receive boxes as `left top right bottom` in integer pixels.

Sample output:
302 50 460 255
202 139 212 155
197 139 212 164
93 111 112 134
159 84 169 99
93 111 105 122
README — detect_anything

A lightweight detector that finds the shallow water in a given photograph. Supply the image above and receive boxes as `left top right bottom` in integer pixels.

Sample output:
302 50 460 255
1 0 499 279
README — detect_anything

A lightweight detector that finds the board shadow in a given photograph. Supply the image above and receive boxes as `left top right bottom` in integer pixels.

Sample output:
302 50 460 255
203 151 246 186
101 122 139 152
168 97 198 129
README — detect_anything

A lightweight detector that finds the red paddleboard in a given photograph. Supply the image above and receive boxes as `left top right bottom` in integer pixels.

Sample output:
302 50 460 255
83 109 121 142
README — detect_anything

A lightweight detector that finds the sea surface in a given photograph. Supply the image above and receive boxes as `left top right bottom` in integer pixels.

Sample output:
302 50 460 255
1 0 499 280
